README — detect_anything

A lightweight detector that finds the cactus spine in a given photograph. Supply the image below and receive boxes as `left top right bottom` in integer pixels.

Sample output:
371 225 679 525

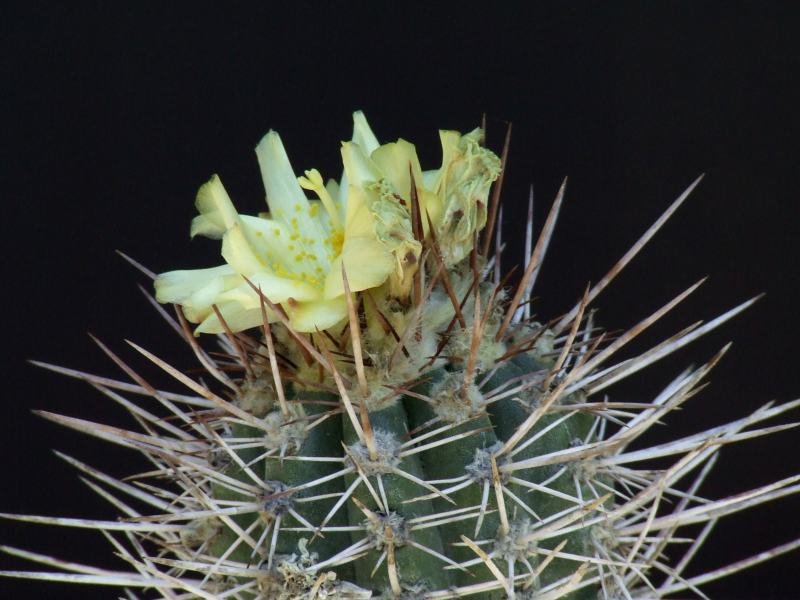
3 112 799 599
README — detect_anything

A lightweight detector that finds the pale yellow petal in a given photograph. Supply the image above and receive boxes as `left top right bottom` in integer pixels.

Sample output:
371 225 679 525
221 224 265 276
323 236 394 299
336 111 381 205
286 295 348 333
255 131 306 214
183 277 227 318
255 131 334 281
217 273 321 308
154 264 237 304
370 139 424 201
341 141 381 189
155 264 243 325
239 215 297 269
255 131 326 241
325 178 341 206
183 304 215 324
343 185 376 238
352 110 380 154
190 175 239 239
419 173 444 232
419 188 442 235
422 169 438 189
429 130 462 192
195 302 266 335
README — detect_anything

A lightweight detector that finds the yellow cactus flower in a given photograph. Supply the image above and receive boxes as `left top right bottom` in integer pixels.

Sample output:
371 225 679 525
429 128 502 264
155 112 501 334
341 119 501 269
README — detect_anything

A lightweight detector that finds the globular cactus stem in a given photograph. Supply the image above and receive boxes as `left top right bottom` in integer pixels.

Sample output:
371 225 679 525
3 111 800 600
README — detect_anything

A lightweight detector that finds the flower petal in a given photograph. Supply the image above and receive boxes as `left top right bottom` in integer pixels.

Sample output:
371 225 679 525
255 131 326 241
255 131 335 281
154 264 238 305
343 185 375 238
286 295 348 333
352 110 380 154
195 302 265 335
239 216 297 270
323 236 394 299
370 138 424 201
217 273 321 308
341 141 381 189
338 111 381 199
221 224 265 276
190 175 239 239
155 264 243 324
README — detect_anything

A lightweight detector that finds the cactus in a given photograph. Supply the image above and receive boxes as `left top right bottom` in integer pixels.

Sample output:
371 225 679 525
3 111 799 599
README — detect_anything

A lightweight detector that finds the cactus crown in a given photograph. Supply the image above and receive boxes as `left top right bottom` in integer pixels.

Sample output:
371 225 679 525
3 112 799 599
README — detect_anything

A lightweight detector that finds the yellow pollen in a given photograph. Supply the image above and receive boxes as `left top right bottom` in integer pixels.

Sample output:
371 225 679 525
325 230 344 255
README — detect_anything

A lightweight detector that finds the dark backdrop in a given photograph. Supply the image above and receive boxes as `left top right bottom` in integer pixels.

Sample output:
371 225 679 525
2 3 799 598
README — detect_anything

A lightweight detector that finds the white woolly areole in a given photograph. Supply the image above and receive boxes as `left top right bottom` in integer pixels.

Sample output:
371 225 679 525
347 428 402 475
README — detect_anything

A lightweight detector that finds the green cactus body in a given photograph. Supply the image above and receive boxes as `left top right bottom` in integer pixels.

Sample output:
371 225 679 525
206 343 601 599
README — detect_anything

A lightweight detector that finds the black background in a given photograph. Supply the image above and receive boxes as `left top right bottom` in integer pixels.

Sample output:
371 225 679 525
2 2 800 598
